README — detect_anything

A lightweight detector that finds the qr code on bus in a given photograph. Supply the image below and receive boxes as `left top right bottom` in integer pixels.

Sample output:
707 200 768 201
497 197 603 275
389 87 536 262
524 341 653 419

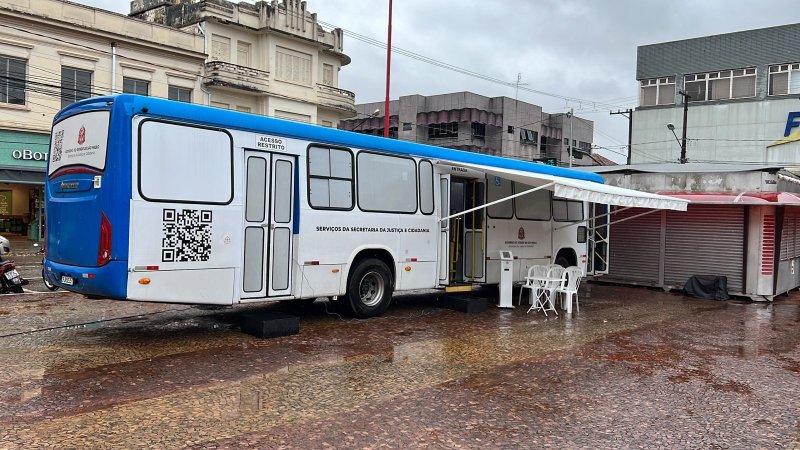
161 209 212 262
52 130 64 162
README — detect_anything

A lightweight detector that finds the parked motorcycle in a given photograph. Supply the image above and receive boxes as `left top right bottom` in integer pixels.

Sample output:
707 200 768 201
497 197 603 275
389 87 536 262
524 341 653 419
0 255 25 294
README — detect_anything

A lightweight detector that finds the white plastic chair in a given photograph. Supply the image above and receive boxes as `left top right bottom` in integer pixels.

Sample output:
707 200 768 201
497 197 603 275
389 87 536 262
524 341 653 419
556 266 583 313
522 265 548 313
538 265 565 316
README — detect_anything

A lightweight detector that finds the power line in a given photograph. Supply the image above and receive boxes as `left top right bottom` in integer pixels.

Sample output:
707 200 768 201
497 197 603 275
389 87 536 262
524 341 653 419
311 17 633 111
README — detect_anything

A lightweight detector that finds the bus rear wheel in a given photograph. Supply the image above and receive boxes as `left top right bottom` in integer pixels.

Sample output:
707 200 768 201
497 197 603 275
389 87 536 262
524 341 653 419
345 258 393 319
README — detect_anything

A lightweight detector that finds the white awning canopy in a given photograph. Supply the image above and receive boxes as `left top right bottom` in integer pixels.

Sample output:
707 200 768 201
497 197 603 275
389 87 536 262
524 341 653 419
438 161 689 212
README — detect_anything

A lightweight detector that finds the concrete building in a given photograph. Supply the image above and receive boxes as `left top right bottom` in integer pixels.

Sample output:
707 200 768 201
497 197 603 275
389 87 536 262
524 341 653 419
0 0 205 241
632 23 800 165
338 92 595 166
130 0 356 126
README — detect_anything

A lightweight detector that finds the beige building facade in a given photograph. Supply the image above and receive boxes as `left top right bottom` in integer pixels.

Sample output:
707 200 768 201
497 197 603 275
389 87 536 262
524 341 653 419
130 0 356 126
0 0 205 240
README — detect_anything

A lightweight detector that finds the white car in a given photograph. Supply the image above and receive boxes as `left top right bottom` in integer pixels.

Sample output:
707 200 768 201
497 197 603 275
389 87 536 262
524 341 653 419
0 235 11 255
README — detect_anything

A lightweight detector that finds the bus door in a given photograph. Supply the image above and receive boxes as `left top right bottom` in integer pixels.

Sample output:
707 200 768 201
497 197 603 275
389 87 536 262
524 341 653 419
241 151 295 298
449 178 486 283
438 174 450 285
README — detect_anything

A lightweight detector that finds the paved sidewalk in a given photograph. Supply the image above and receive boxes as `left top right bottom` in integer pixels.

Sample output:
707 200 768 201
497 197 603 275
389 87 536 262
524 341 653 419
0 285 798 448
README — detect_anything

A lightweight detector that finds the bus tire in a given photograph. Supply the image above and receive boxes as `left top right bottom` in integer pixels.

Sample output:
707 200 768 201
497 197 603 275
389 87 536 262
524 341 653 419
345 258 393 319
555 256 570 268
42 269 59 291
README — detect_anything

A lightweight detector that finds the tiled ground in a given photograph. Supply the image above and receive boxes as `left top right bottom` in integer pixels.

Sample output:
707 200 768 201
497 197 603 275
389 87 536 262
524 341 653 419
0 284 798 448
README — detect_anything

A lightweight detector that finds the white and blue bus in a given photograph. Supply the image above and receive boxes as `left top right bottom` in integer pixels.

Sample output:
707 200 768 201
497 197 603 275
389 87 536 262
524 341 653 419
44 95 686 317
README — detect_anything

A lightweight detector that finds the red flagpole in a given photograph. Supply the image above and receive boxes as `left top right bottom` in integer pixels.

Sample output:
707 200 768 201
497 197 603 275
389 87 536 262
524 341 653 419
383 0 392 138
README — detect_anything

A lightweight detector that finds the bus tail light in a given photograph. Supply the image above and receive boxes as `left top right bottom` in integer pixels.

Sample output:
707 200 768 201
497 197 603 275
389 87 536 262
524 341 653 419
98 212 112 266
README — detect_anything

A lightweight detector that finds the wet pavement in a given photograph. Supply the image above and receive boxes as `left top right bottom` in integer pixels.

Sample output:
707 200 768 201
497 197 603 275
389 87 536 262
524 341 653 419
0 283 798 449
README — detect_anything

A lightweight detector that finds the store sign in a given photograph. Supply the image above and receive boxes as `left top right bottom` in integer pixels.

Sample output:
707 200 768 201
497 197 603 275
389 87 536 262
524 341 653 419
768 111 800 148
785 111 800 137
12 149 49 161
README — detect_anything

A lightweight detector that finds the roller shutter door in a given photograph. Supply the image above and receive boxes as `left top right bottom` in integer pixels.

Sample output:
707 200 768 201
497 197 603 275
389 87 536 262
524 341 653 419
664 205 744 293
607 207 662 285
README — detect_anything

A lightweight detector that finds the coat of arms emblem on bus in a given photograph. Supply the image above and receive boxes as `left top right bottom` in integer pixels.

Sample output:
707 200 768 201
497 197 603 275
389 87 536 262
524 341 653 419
51 130 64 162
518 227 525 240
77 126 86 145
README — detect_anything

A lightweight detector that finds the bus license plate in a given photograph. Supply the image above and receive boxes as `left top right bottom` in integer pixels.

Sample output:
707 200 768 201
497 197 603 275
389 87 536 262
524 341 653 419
61 275 74 286
4 270 19 280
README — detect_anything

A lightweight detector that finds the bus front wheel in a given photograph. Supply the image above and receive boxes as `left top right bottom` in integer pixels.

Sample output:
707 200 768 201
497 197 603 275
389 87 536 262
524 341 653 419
555 256 570 268
345 258 393 319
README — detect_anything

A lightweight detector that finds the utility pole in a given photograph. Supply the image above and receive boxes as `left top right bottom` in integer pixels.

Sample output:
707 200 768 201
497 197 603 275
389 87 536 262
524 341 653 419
678 91 690 163
610 109 633 165
383 0 393 138
568 107 574 168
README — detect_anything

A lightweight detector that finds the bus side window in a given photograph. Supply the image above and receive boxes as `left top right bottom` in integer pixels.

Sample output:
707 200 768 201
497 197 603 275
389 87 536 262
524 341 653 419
308 146 353 210
419 160 434 215
553 199 584 222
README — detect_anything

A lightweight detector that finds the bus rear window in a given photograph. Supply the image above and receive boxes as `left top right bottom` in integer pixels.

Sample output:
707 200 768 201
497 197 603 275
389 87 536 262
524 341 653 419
48 110 110 176
138 120 233 204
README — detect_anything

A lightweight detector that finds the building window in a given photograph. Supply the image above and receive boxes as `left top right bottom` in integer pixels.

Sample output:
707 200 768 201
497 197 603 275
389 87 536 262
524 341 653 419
168 85 192 103
211 35 230 62
237 41 251 66
236 105 251 113
276 46 312 86
61 66 92 108
639 76 675 106
471 122 485 138
0 56 26 105
123 77 149 96
769 63 800 96
428 122 458 139
520 128 538 146
684 68 756 102
275 109 311 123
322 63 333 86
211 101 230 109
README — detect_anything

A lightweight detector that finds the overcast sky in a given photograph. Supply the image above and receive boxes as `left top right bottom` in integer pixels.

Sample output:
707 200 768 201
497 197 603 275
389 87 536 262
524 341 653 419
78 0 798 162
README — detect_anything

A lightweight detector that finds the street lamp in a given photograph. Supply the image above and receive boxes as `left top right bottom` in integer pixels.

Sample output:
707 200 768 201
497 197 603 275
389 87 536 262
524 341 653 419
667 122 681 147
353 108 381 132
666 122 686 163
672 90 691 164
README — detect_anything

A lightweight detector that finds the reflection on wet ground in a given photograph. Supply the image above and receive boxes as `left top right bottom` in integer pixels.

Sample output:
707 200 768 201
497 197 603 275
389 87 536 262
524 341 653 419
0 284 798 448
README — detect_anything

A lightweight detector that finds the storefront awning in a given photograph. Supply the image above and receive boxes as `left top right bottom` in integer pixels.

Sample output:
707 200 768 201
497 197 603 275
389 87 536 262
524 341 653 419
0 168 45 185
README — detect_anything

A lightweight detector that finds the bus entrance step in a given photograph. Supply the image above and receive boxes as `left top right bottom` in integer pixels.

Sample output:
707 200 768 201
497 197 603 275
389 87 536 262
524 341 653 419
441 295 488 314
444 284 476 293
239 311 300 339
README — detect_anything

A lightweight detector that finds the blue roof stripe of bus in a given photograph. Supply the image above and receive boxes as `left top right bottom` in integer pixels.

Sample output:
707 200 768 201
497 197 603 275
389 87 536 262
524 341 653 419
55 94 605 184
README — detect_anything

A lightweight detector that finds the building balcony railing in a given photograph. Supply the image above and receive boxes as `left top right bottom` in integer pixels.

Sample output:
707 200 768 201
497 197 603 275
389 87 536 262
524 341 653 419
316 83 356 114
204 61 269 93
